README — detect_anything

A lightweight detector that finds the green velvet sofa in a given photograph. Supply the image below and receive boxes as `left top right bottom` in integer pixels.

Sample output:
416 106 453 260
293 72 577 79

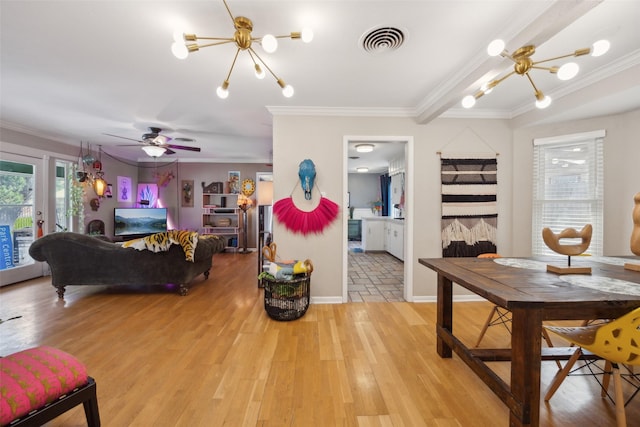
29 232 225 298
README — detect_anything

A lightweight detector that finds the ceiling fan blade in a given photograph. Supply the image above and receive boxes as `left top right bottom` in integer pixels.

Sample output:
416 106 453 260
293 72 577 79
165 148 176 155
103 133 142 142
167 144 201 152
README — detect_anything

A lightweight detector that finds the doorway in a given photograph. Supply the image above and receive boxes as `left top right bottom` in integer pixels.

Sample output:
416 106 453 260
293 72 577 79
342 136 414 303
0 153 45 286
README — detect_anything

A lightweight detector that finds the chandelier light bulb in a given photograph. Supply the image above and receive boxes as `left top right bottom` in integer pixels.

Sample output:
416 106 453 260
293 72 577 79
591 39 610 57
301 28 314 43
557 62 579 80
535 95 552 109
171 42 189 59
461 95 476 109
487 39 505 57
261 34 278 53
216 85 229 99
282 85 294 98
254 64 265 79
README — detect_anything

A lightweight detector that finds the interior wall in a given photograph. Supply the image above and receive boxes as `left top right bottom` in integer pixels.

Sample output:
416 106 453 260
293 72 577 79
512 108 640 257
272 115 514 300
348 173 379 210
137 162 272 247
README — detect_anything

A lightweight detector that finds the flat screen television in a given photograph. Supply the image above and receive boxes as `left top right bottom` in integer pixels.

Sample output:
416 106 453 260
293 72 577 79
114 207 167 238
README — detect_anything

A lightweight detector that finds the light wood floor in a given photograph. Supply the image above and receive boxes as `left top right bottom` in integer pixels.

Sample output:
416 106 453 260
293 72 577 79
1 252 638 426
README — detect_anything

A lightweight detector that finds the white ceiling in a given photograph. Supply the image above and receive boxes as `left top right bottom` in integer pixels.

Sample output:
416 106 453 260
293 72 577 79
1 1 639 173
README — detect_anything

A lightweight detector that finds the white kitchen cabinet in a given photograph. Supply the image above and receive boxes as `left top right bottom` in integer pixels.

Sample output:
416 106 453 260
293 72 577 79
362 218 385 251
390 173 404 206
386 221 404 261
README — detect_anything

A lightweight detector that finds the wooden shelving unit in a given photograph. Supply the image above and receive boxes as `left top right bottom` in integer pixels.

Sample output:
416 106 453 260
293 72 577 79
202 193 241 251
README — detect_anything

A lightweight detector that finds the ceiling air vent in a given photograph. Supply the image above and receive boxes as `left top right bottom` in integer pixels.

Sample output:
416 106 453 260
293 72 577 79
361 26 405 53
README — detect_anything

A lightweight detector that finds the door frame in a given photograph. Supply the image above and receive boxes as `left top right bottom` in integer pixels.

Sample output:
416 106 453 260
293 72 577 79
0 149 46 285
342 135 414 302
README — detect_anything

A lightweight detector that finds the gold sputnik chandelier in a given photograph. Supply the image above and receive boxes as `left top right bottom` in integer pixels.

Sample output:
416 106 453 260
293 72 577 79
462 39 610 109
171 0 313 99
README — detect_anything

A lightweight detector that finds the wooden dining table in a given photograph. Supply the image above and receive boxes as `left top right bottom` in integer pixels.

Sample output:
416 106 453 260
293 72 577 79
419 256 640 427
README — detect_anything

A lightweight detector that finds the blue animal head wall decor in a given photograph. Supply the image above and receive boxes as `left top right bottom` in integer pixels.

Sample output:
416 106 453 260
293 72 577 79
298 159 316 200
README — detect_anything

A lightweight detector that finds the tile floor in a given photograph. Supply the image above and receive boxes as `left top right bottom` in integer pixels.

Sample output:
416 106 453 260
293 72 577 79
348 240 404 302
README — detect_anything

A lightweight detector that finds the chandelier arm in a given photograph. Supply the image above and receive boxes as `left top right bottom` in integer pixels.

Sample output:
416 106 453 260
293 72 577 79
192 36 235 42
248 47 282 82
196 40 236 49
224 48 242 82
532 49 589 65
247 49 260 67
222 0 236 26
489 70 517 87
525 72 542 95
531 65 557 72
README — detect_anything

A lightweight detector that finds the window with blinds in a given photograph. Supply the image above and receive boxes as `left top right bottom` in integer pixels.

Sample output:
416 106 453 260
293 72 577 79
532 130 605 256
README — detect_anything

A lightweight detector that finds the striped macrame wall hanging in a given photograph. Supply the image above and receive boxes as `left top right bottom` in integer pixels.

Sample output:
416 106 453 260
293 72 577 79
441 157 498 257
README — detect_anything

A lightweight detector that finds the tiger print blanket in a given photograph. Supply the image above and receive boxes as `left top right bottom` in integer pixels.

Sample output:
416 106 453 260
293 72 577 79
122 230 199 262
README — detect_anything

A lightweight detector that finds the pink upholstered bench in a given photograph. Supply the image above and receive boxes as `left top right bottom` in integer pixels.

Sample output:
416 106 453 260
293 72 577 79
0 346 100 427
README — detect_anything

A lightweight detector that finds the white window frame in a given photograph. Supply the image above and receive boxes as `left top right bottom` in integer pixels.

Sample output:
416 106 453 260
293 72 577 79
532 130 605 256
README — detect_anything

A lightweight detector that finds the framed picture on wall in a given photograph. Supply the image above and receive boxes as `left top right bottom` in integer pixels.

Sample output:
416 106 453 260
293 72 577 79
228 170 240 194
117 176 131 202
137 183 158 207
182 180 194 207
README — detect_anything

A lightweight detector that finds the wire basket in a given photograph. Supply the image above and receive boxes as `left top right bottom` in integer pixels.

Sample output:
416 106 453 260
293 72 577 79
263 274 311 321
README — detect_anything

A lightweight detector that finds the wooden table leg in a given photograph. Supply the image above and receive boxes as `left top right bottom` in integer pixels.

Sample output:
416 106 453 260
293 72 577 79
437 274 453 358
510 306 543 427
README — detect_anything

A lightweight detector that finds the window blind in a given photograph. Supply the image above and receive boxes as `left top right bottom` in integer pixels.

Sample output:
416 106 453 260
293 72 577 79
532 131 604 256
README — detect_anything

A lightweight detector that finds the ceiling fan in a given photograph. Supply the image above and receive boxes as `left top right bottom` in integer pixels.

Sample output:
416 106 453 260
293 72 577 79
104 127 201 156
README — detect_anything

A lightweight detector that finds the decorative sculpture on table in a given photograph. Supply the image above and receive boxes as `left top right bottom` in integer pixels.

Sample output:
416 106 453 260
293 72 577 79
273 159 339 235
625 192 640 271
542 224 592 274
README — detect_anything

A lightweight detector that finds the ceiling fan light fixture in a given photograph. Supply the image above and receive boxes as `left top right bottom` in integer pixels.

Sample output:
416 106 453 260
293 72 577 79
142 145 167 157
153 135 170 144
356 144 374 153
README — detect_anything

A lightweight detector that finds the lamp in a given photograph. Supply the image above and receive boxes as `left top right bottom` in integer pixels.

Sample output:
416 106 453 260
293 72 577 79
237 194 253 253
462 39 610 109
356 144 374 153
92 146 107 197
142 145 167 158
171 0 313 99
93 172 107 197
